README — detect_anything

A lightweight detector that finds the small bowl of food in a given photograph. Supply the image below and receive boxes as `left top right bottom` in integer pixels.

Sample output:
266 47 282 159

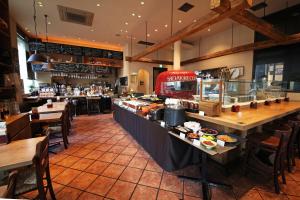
201 128 219 136
201 139 217 149
187 132 199 140
217 134 237 143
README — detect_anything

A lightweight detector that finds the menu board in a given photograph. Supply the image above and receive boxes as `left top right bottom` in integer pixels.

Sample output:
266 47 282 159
31 63 112 74
28 41 123 60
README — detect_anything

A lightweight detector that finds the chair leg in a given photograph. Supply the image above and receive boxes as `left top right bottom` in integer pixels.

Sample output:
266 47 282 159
281 156 286 184
46 165 56 200
274 166 281 194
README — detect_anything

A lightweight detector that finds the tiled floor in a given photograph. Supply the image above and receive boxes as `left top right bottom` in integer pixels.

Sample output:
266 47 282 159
22 114 300 199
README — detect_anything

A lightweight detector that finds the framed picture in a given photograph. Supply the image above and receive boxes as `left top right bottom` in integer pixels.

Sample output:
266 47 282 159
230 66 244 79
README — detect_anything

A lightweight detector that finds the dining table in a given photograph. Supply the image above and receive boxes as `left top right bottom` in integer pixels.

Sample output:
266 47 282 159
30 113 63 124
29 102 67 114
0 137 45 171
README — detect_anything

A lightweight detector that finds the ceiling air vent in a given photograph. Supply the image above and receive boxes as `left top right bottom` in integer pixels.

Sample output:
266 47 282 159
137 41 155 46
57 5 94 26
250 2 268 11
178 2 194 12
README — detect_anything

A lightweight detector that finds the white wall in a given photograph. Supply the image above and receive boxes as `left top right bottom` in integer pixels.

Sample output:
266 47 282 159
120 43 173 93
182 25 255 81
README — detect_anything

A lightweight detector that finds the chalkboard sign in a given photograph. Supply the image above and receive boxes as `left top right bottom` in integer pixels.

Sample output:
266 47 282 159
29 41 45 52
29 41 123 60
95 66 111 74
46 43 61 54
83 47 92 56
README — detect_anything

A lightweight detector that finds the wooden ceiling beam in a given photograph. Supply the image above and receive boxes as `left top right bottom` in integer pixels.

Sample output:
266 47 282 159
125 56 173 65
130 0 252 61
212 0 286 41
181 33 300 65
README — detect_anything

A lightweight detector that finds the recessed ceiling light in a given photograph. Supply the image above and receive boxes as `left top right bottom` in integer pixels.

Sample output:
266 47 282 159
164 24 168 28
120 29 123 32
125 22 128 25
37 1 42 4
125 30 128 33
131 13 135 16
154 29 158 32
90 29 95 32
25 27 28 30
27 30 30 32
147 33 150 37
193 19 197 22
138 15 141 18
133 37 136 40
48 22 51 25
140 1 145 5
208 28 211 32
96 3 100 6
178 20 182 23
39 4 43 7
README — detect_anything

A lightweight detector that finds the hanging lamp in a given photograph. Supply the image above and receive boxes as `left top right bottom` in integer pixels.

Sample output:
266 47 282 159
27 0 47 64
41 14 54 70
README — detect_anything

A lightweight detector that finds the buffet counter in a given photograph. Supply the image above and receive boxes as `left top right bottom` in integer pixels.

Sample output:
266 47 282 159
113 104 200 171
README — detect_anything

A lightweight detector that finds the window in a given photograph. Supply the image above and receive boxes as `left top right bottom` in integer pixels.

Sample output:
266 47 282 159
17 36 35 93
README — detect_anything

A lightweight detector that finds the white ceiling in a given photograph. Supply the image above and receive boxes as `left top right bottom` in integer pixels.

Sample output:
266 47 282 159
9 0 300 50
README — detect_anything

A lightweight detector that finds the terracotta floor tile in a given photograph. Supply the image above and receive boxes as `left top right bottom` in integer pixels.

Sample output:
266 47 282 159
281 180 300 196
72 148 93 157
108 145 126 154
70 158 95 171
289 170 300 182
98 152 118 162
56 186 82 200
53 168 81 185
183 195 202 200
135 150 150 158
184 179 202 198
102 163 126 178
128 157 148 169
157 190 182 200
258 190 288 200
78 192 104 200
119 167 143 183
105 139 119 145
131 185 158 200
83 142 102 150
85 160 110 175
86 176 116 196
122 147 138 156
139 170 162 188
69 172 98 190
85 150 105 160
239 189 263 200
56 155 81 167
160 174 183 193
52 182 65 194
112 154 133 166
61 146 81 155
50 153 69 164
97 143 113 151
145 160 163 173
49 164 66 178
106 180 136 200
288 195 300 200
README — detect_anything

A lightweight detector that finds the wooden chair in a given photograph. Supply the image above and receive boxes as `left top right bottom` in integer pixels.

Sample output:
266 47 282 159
14 133 56 199
0 170 18 198
244 124 292 194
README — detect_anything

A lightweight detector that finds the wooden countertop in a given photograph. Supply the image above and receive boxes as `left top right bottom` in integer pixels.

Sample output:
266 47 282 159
187 101 300 131
0 137 45 171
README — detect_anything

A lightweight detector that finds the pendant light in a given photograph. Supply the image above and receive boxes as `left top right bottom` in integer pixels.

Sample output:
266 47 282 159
41 14 54 70
27 0 47 64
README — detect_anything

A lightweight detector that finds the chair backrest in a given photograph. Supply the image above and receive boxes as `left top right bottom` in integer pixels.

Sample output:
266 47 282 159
274 124 292 163
32 132 50 198
3 170 18 198
288 119 300 149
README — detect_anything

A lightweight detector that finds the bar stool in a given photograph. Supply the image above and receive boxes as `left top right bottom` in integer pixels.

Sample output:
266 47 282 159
86 96 101 115
244 124 292 194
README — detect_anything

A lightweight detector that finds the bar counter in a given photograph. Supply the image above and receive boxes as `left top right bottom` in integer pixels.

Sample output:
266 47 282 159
113 104 200 171
187 101 300 131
